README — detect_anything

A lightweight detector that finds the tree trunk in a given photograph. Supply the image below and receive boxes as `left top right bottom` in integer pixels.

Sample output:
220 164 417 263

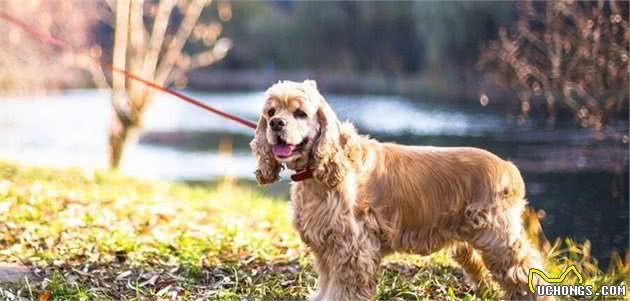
109 0 130 169
108 115 135 169
106 0 229 168
108 108 141 170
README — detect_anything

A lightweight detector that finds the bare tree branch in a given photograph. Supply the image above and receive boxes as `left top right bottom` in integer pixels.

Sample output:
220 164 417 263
112 0 131 123
154 0 208 85
167 37 231 83
104 0 114 12
128 0 147 113
479 0 628 130
137 0 176 105
142 0 176 80
75 50 111 90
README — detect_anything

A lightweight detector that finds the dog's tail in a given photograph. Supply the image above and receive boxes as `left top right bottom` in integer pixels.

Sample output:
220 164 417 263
500 160 526 202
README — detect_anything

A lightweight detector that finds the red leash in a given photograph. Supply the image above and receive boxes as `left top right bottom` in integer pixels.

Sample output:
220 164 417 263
0 11 257 130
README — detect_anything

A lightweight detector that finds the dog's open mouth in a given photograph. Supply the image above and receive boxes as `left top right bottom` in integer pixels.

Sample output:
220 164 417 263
272 138 307 159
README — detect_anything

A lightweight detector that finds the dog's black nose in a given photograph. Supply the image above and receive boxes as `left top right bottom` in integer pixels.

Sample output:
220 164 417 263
269 117 286 131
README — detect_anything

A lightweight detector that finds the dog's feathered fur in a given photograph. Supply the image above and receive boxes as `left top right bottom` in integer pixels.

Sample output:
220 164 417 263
251 80 549 300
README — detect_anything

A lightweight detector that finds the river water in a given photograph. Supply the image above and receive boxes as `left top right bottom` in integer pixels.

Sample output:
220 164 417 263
1 89 627 265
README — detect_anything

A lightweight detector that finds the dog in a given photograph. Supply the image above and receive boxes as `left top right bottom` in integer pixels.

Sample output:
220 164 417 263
250 80 550 300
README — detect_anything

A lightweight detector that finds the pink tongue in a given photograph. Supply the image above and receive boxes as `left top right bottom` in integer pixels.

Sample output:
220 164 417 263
272 144 295 157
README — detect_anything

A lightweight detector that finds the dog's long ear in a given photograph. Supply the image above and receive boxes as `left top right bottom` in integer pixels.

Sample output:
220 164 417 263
311 93 347 188
250 115 282 184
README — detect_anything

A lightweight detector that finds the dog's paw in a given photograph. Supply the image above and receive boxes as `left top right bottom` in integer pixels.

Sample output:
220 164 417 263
308 289 329 301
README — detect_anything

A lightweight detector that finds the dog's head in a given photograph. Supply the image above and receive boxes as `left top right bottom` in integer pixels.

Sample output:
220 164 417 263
250 80 345 187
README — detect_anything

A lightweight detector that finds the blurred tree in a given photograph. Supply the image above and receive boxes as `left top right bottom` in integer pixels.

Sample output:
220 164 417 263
479 0 629 130
222 1 424 75
0 0 231 168
411 2 513 75
108 0 232 168
0 0 105 92
221 1 512 77
291 1 423 74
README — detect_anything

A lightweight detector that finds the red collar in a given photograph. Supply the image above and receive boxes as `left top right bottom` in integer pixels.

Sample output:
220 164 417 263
290 168 313 182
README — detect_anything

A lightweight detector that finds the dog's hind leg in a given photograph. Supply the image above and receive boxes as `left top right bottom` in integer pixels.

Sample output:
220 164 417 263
450 242 494 295
464 202 552 301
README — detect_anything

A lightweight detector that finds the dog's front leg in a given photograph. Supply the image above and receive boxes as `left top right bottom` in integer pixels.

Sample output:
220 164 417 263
309 255 331 301
317 234 382 301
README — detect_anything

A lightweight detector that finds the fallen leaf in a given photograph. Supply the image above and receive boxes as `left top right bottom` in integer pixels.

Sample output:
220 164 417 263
116 270 132 280
156 285 172 296
140 274 159 287
38 291 50 301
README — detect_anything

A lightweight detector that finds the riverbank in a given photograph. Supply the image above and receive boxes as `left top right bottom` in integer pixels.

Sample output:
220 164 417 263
1 161 627 300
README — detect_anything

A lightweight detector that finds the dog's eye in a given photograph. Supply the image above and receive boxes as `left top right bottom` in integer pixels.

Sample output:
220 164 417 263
294 109 308 118
267 108 275 117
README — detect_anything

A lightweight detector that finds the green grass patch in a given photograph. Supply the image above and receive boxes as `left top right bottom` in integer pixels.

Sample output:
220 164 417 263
0 161 626 300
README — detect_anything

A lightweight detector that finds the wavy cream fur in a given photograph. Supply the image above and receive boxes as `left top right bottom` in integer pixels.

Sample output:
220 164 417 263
251 80 551 301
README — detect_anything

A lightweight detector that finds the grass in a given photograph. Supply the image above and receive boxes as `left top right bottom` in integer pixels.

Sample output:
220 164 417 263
0 161 627 300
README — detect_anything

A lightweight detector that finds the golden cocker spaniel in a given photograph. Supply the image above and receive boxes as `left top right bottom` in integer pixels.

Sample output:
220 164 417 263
250 80 550 301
